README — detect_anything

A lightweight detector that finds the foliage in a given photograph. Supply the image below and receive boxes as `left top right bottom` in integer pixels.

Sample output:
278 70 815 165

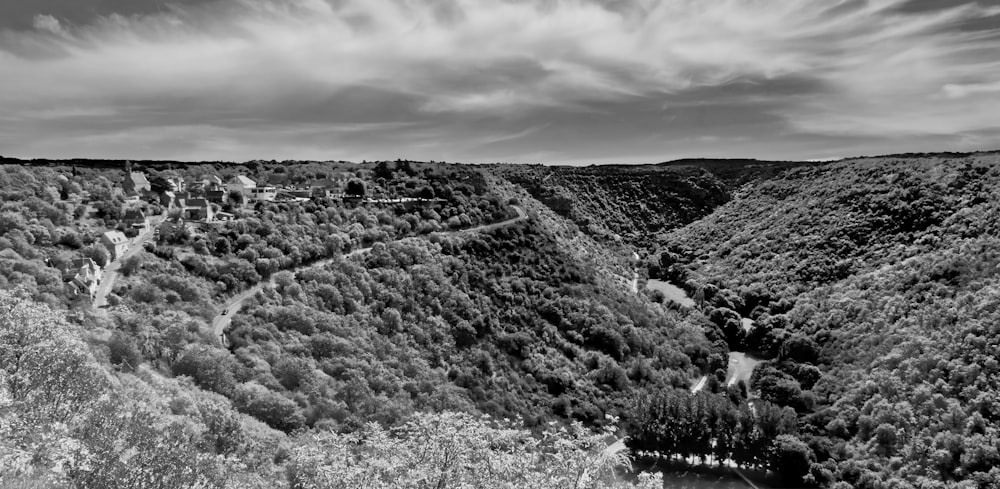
287 411 663 489
650 156 1000 487
220 221 708 432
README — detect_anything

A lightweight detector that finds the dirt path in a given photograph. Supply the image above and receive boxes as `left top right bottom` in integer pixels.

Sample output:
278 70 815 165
210 206 526 346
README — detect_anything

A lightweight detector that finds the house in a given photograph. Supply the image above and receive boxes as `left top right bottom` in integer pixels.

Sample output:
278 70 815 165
250 186 277 202
167 177 185 192
183 198 215 222
310 177 345 199
123 172 151 196
60 257 99 281
101 231 129 260
201 175 224 191
226 175 256 197
122 209 148 229
205 189 227 204
158 191 176 208
65 258 102 299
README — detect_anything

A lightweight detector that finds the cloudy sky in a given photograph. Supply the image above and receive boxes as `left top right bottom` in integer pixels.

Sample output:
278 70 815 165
1 0 998 164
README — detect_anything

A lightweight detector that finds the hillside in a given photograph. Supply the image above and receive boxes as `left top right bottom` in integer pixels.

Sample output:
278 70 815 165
5 154 1000 487
0 159 711 488
490 163 730 248
646 153 1000 487
489 159 819 250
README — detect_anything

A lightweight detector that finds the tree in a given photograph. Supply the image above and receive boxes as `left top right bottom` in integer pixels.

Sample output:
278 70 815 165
81 244 110 267
172 345 239 395
780 334 820 364
148 174 172 193
0 291 106 423
232 382 305 432
288 411 663 489
346 178 366 197
771 434 814 485
68 396 226 488
120 254 144 276
108 331 142 372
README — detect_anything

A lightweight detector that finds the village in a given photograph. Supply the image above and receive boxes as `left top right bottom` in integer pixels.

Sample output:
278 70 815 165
57 162 446 304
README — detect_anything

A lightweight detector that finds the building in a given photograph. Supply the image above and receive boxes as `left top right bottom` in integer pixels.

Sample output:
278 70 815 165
158 191 176 208
281 188 313 200
226 175 256 197
123 172 151 196
204 189 226 204
200 175 224 192
250 186 277 202
310 177 345 199
65 258 102 299
100 231 129 260
122 209 148 229
183 198 215 222
167 177 185 192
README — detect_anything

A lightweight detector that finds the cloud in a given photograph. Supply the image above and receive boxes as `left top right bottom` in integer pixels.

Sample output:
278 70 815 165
0 0 998 162
942 81 1000 99
31 15 64 35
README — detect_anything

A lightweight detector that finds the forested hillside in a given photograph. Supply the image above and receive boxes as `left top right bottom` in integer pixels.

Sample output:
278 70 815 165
491 164 730 248
647 154 1000 487
490 159 818 249
5 153 1000 487
0 158 706 487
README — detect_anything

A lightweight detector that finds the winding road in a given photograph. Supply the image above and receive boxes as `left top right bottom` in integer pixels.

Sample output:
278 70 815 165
93 213 166 313
210 206 526 346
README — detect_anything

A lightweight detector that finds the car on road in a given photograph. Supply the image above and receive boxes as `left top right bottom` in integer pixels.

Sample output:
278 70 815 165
222 308 229 315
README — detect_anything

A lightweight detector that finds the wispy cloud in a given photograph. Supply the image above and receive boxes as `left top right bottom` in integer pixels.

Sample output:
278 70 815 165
0 0 997 162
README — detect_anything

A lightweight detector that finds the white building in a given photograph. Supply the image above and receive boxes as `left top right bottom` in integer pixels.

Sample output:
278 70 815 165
101 231 129 260
226 175 257 197
250 186 277 202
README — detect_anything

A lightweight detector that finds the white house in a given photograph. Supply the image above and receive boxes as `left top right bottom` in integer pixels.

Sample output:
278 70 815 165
226 175 256 197
101 231 129 260
66 258 103 299
250 186 277 202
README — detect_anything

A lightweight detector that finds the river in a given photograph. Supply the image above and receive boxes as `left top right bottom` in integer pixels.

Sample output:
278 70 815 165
659 471 762 489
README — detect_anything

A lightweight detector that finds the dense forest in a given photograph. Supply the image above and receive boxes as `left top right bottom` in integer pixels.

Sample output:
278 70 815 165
645 155 1000 487
3 153 1000 487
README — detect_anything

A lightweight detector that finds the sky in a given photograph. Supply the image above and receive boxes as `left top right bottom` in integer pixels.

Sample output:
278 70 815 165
0 0 998 165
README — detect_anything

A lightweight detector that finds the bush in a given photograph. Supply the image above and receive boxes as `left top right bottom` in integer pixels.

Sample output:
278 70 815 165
108 331 142 371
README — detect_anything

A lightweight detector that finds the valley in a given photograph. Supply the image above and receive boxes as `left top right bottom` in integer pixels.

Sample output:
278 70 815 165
2 152 1000 488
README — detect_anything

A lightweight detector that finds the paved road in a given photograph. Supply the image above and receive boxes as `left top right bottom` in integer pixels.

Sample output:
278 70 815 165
93 214 166 312
210 206 526 346
209 252 359 346
690 375 708 393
